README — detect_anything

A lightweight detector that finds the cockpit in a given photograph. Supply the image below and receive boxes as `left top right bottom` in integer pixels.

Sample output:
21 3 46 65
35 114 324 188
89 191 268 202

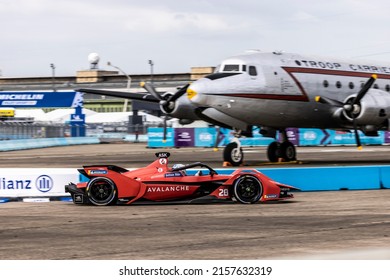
216 63 258 76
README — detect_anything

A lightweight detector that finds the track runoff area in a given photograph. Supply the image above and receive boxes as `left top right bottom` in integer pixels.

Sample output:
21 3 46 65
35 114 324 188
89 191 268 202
0 144 389 280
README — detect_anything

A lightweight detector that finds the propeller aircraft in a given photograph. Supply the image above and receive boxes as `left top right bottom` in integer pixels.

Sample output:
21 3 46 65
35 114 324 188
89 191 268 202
78 50 390 166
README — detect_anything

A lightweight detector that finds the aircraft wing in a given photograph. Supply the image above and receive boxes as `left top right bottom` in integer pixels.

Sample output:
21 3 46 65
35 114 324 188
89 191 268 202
76 88 160 103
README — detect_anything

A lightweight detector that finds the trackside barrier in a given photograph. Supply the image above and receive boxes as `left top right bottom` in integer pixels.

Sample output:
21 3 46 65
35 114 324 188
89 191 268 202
0 137 100 151
1 166 389 202
187 165 390 191
147 127 390 148
0 168 78 198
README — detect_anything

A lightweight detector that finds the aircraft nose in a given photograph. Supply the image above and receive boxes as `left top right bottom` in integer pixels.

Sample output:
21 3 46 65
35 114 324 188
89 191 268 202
187 87 197 100
187 82 207 105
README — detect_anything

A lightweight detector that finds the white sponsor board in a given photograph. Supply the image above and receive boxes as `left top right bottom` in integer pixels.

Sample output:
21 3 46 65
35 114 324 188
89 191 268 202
0 168 78 197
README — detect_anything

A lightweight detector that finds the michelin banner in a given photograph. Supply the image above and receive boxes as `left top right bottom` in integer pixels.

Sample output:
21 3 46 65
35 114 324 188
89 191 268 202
0 91 83 108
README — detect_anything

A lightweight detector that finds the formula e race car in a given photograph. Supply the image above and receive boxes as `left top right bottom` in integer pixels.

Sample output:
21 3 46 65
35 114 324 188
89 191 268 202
65 152 298 206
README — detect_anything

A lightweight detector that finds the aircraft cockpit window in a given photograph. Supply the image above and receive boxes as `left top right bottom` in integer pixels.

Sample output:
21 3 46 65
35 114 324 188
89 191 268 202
223 64 240 72
249 66 257 76
242 65 247 72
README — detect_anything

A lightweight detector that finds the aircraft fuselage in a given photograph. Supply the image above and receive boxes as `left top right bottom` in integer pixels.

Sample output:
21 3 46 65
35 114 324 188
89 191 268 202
187 51 390 131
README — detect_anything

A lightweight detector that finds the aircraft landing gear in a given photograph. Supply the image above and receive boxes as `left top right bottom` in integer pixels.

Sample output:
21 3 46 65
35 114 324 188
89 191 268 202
267 130 296 162
267 141 296 162
223 129 297 165
223 135 243 166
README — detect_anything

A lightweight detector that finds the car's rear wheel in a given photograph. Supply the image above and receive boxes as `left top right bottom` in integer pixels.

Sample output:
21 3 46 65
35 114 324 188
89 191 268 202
86 177 117 206
233 175 263 204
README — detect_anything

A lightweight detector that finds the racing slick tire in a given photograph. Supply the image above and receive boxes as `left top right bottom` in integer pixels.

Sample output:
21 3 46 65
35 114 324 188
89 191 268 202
233 175 263 204
223 142 243 166
86 177 118 206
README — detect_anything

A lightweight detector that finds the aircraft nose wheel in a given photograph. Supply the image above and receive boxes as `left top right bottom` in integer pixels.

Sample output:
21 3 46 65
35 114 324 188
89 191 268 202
267 141 296 162
223 142 243 166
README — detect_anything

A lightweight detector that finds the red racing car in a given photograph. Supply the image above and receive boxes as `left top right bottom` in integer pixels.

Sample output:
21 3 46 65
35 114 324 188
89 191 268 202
65 152 298 206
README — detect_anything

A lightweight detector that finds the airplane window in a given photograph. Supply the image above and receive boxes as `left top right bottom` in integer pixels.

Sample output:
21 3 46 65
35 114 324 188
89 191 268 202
386 85 390 92
373 84 379 89
323 80 329 88
336 81 342 88
242 65 247 72
223 65 240 72
249 66 257 76
349 82 354 89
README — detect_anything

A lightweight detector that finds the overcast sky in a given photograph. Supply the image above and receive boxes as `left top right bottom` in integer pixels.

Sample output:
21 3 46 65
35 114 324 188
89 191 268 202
1 0 390 77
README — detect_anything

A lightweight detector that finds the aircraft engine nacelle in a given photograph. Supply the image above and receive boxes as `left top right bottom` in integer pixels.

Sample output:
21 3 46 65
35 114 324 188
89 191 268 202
159 92 198 121
342 90 390 125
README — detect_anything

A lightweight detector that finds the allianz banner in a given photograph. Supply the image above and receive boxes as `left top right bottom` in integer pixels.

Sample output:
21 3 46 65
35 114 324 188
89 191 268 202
0 91 83 108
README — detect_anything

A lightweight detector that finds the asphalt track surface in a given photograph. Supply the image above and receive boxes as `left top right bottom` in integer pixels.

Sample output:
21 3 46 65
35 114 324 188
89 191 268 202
0 143 389 260
0 142 390 168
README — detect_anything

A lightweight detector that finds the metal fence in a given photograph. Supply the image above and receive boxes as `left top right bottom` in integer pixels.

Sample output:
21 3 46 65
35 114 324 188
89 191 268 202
0 122 152 140
0 122 68 140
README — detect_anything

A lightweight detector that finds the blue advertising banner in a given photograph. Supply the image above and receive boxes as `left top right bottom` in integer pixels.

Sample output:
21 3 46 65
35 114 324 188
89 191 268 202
279 128 299 145
147 127 174 148
0 91 83 108
299 129 385 146
174 128 195 147
194 127 216 147
70 106 86 137
147 127 387 148
219 127 274 147
384 131 390 144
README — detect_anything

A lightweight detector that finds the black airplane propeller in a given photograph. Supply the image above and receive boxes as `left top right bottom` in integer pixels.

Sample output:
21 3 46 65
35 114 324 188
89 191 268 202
140 81 190 142
315 74 377 149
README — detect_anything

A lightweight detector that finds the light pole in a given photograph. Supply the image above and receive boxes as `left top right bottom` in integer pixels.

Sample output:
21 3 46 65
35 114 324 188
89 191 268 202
50 63 56 92
148 59 154 85
107 61 131 112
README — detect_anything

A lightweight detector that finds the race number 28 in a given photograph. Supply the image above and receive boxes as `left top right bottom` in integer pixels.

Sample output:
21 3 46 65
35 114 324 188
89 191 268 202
218 188 229 197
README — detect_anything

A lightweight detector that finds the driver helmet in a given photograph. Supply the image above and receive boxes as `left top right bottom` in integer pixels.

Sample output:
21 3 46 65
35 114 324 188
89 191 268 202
172 163 186 175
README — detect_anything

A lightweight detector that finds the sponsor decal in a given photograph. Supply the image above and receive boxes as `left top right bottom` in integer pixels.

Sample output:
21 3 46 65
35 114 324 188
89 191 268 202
147 185 190 192
74 194 84 204
199 132 212 141
0 94 43 106
156 152 170 158
165 172 183 178
0 94 44 100
159 158 167 165
35 175 54 193
87 170 108 175
264 194 278 199
0 178 31 190
157 168 163 173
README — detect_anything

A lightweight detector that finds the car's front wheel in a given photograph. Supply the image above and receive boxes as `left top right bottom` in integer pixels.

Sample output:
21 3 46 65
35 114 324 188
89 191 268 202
233 175 263 204
86 177 117 206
